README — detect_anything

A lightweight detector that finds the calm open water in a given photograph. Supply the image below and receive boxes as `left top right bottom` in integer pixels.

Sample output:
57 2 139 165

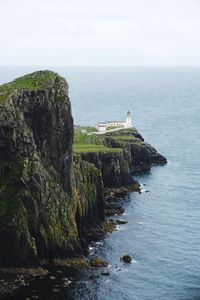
0 67 200 300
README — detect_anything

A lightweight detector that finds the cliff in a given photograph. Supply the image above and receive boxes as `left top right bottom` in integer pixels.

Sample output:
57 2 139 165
104 128 166 170
0 71 166 268
0 71 105 267
74 128 166 189
74 154 104 237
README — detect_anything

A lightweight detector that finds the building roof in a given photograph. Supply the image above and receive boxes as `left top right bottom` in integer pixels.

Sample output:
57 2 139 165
106 121 124 123
97 123 107 127
96 121 125 127
96 112 131 127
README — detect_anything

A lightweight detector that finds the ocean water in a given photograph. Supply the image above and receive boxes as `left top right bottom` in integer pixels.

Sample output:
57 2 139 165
0 67 200 300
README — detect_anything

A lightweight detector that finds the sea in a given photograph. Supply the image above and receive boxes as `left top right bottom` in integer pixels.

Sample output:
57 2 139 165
0 66 200 300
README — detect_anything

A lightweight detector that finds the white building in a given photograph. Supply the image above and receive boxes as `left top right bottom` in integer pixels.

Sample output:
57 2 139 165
96 122 107 133
96 111 132 132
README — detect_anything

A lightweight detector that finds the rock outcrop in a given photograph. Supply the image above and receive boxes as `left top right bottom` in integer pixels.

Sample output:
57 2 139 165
104 128 167 171
79 151 132 188
78 128 166 188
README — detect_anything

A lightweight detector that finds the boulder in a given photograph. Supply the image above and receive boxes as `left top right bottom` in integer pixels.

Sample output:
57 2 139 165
122 255 132 263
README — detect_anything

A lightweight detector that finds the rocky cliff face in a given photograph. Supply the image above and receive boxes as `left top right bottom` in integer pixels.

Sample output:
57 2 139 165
103 128 167 170
80 151 133 188
0 71 101 266
78 129 166 188
74 155 104 237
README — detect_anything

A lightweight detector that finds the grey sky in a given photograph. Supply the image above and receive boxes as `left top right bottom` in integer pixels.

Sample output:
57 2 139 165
1 0 200 66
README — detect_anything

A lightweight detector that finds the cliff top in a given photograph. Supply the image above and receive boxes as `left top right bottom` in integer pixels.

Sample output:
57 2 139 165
73 127 147 153
0 70 62 103
73 127 123 153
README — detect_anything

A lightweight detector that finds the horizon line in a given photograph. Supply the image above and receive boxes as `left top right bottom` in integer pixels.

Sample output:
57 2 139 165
1 64 200 68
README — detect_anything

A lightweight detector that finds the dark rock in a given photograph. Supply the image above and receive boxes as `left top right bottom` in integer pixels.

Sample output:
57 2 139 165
54 257 89 269
115 219 128 225
104 202 124 216
122 255 132 263
101 270 110 276
74 155 105 238
89 274 100 280
142 142 167 165
88 220 117 235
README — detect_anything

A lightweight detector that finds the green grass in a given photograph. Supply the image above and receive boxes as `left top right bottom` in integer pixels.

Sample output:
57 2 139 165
74 132 103 145
73 143 122 153
106 126 121 130
105 128 136 136
73 127 125 153
0 70 59 103
74 127 97 133
73 127 139 153
84 127 97 132
111 135 138 142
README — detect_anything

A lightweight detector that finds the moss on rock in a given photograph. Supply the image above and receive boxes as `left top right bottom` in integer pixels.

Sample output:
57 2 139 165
90 257 108 268
54 257 89 269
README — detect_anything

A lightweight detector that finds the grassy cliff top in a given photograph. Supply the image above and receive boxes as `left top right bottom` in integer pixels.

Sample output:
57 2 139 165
73 144 122 153
104 128 139 137
73 127 144 153
0 70 61 103
73 127 123 153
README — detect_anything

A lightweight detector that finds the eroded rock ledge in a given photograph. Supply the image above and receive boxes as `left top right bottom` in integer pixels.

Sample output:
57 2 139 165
0 71 166 270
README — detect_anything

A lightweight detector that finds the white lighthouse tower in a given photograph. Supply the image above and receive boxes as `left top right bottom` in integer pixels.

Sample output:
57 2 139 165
126 111 132 128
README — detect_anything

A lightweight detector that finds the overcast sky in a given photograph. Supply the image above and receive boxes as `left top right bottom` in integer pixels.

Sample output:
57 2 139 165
1 0 200 66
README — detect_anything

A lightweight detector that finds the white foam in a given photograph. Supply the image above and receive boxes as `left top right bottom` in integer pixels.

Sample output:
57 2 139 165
131 259 137 264
138 221 144 225
95 241 103 245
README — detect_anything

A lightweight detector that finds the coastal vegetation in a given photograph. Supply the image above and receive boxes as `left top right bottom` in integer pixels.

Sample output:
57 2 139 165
73 143 122 153
73 127 123 153
106 125 121 130
0 71 61 103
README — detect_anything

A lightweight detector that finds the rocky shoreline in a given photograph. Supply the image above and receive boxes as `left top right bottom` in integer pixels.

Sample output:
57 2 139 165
0 216 130 299
0 70 166 299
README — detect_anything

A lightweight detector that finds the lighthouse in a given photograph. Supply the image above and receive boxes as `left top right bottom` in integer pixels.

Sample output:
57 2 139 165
126 111 132 128
96 111 132 132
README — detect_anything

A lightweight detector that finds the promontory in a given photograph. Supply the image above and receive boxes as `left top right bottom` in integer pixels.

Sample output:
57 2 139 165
0 70 166 270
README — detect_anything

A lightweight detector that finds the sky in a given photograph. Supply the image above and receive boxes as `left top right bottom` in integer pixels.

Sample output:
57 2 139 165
1 0 200 66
